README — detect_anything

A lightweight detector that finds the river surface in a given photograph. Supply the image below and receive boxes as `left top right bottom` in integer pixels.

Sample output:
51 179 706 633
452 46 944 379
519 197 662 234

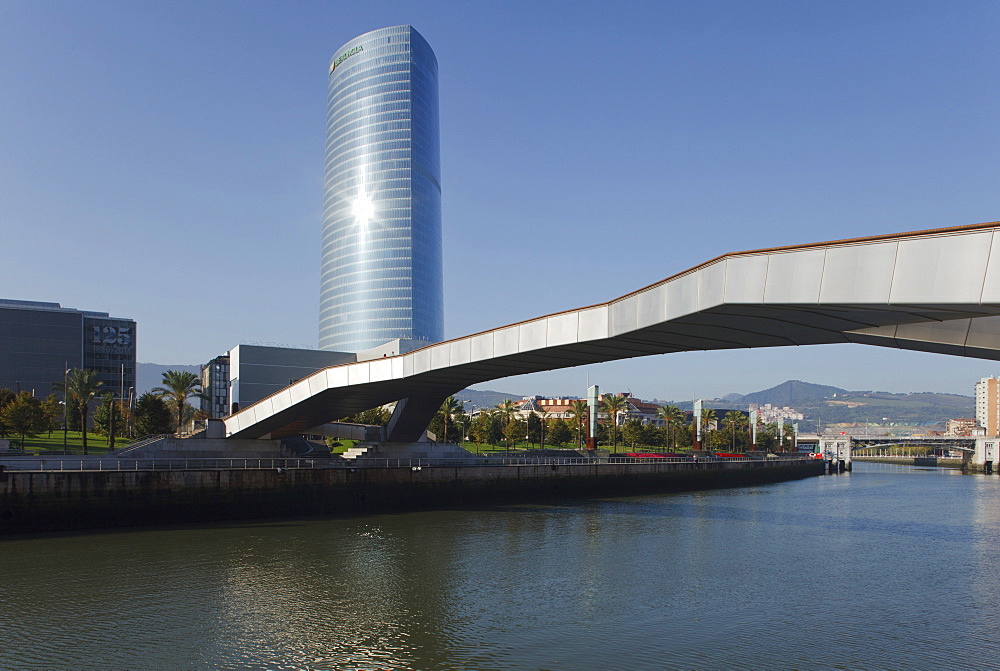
2 462 1000 670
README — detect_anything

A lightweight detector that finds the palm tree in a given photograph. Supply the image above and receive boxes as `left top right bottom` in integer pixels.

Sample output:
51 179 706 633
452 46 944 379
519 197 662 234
496 399 518 448
53 368 103 454
569 399 588 448
438 396 463 443
152 370 206 434
538 409 549 450
699 408 717 446
657 404 684 449
723 410 747 451
601 394 628 452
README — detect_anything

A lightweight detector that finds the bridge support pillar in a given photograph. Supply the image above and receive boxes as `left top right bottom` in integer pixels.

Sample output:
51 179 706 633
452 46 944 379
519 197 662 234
820 437 851 474
968 437 999 474
384 392 456 444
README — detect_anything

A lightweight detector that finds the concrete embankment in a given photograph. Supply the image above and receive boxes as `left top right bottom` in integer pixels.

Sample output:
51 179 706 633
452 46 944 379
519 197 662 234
0 459 823 536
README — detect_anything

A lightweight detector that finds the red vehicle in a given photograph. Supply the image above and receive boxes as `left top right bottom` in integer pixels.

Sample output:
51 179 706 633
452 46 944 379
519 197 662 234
715 452 746 459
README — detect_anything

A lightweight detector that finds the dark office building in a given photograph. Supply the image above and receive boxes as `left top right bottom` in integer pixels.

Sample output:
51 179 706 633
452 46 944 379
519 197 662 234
0 299 137 400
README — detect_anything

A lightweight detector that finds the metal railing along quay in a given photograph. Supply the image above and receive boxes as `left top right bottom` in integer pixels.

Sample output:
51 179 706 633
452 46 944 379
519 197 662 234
0 458 325 472
0 454 793 473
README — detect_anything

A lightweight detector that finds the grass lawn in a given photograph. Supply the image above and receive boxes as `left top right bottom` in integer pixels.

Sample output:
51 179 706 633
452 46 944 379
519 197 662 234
327 439 360 454
4 434 689 457
5 430 116 455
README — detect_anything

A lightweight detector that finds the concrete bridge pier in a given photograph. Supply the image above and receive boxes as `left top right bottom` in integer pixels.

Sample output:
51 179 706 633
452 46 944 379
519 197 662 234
384 390 460 443
820 437 852 473
967 438 999 474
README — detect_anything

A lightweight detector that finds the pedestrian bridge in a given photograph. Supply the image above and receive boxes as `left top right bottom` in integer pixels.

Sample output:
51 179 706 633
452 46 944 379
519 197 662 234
225 220 1000 442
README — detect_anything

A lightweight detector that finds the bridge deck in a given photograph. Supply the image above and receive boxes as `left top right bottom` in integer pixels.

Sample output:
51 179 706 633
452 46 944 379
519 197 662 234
226 220 1000 441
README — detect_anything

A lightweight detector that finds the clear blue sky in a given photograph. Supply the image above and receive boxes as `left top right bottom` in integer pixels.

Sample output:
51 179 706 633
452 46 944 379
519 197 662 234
1 0 998 400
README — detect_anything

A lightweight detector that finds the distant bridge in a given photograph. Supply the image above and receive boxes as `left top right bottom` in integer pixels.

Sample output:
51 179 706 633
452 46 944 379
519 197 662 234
850 437 975 452
225 220 1000 442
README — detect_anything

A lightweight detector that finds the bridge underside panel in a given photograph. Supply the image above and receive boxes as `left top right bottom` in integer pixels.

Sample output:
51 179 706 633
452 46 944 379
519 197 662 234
225 222 1000 440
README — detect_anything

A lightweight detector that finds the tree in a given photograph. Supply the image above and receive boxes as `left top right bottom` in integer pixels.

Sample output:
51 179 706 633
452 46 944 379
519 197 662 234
53 368 103 454
496 399 518 448
674 422 693 449
601 394 628 452
132 392 173 436
469 411 488 445
94 393 125 447
471 411 502 447
657 405 684 449
641 422 662 447
537 410 549 449
548 418 572 447
569 399 588 448
504 418 525 449
622 418 645 449
342 406 391 425
0 392 45 449
723 410 749 452
526 411 541 447
756 422 779 452
698 408 717 447
40 394 62 438
0 387 15 439
152 370 206 433
496 399 517 423
436 396 463 444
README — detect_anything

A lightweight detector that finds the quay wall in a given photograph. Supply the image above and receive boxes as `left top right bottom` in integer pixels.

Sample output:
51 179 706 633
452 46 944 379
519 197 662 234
0 459 824 536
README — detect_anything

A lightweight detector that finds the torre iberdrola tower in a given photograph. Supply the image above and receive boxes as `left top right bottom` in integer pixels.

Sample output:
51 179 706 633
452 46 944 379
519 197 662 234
319 26 443 352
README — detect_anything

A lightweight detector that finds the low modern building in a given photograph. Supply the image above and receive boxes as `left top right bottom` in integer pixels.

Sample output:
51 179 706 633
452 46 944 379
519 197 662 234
0 298 136 399
204 338 433 417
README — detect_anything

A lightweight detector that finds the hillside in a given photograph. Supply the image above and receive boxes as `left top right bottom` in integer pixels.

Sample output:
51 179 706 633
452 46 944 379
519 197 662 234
456 388 523 410
796 390 973 427
734 380 848 406
705 380 973 429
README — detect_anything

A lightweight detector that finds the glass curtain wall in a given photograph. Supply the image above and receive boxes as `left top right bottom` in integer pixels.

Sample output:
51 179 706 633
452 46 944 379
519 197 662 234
320 25 443 352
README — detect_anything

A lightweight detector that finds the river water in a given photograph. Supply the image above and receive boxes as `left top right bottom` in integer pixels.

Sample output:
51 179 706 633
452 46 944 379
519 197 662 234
2 462 999 670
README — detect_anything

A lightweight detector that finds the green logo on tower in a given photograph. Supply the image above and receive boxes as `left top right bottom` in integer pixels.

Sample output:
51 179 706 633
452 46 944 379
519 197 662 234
329 45 364 75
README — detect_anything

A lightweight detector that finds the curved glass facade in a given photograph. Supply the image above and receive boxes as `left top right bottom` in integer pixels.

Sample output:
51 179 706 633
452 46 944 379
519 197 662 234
320 25 443 353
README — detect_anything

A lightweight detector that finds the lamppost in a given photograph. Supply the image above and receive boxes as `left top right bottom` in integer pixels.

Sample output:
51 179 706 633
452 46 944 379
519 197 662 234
62 365 69 450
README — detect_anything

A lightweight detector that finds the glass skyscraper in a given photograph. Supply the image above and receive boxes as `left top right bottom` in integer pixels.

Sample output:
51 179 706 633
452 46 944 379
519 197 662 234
320 25 443 353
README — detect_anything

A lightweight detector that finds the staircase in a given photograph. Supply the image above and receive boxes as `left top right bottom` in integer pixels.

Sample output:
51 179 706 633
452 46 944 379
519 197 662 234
108 434 173 457
341 443 376 460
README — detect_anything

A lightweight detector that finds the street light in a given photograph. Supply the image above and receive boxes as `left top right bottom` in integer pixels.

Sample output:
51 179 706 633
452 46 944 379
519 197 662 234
62 365 69 450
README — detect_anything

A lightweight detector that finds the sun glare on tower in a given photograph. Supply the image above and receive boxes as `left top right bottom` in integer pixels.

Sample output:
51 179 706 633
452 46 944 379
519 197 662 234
352 190 375 226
